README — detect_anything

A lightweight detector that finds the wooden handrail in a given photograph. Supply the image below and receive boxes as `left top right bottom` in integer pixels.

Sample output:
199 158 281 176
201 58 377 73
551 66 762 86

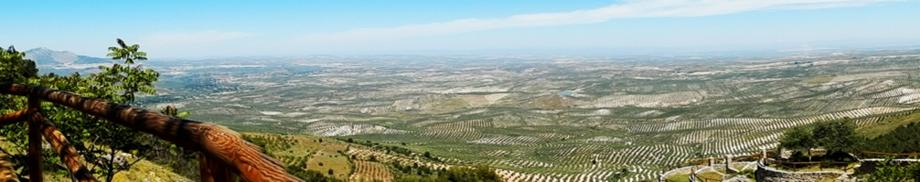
0 109 30 126
0 83 302 182
34 113 97 181
858 151 920 157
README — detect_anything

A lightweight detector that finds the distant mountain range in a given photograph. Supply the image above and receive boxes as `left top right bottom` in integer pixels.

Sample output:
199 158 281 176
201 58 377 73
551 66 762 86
24 48 111 65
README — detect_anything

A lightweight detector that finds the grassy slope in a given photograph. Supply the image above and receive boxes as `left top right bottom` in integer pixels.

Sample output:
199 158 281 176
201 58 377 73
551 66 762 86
113 160 192 182
307 150 352 179
857 110 920 139
242 132 353 180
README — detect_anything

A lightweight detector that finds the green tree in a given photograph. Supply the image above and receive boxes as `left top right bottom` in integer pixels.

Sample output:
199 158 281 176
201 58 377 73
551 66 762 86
607 168 629 181
0 46 38 83
439 166 502 182
812 119 859 154
81 39 160 181
0 40 201 181
0 45 40 180
286 166 340 182
147 105 199 179
395 165 502 182
780 125 816 160
423 151 432 159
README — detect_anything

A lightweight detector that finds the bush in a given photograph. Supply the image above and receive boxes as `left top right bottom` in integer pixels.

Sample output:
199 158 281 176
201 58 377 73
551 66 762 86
440 166 502 182
286 165 341 182
863 159 920 181
395 165 502 182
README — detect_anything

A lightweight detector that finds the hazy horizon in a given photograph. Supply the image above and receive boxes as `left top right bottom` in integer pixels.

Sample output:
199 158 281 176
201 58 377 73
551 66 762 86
4 0 920 58
4 2 920 181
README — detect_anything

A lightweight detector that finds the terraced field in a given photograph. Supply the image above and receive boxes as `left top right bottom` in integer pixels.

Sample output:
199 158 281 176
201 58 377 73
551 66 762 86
143 52 920 181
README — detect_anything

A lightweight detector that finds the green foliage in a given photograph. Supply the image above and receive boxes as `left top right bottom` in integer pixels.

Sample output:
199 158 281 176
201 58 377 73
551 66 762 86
159 105 190 119
422 151 442 162
780 126 815 152
106 39 147 65
607 168 630 181
780 119 861 155
90 38 158 102
812 119 860 153
857 109 920 138
863 159 920 182
438 166 502 182
0 46 50 179
0 40 180 181
140 105 201 180
285 165 341 182
77 39 161 182
242 134 292 152
394 165 502 182
862 123 920 153
0 46 38 83
379 145 413 156
0 46 39 152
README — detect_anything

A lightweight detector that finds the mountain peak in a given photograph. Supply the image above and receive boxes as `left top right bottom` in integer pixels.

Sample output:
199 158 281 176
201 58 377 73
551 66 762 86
24 47 110 65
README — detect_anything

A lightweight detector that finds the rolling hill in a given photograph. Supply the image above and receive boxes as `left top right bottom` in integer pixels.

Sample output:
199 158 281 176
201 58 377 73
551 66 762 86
24 47 111 65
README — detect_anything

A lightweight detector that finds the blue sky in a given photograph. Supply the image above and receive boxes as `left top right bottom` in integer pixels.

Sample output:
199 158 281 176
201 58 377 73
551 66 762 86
3 0 920 58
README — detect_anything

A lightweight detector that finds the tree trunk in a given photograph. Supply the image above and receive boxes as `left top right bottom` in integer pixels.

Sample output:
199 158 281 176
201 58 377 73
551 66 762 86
106 125 117 182
807 149 812 161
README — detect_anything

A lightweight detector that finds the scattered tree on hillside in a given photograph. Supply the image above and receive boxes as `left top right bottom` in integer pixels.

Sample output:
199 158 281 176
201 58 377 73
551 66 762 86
286 164 341 182
607 168 629 181
394 165 502 182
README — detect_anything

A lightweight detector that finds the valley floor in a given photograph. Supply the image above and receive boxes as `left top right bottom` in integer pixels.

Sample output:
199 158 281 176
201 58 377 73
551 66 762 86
139 53 920 181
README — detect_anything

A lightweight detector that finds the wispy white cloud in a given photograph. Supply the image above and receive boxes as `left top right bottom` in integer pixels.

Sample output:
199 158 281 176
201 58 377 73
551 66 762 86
303 0 890 43
136 31 255 58
142 31 253 46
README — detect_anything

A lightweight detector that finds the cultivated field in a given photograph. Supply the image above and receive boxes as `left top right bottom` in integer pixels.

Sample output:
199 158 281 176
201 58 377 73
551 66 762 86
143 52 920 181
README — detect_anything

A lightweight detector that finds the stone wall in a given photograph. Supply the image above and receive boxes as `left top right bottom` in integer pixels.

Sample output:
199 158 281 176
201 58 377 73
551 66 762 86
754 163 851 182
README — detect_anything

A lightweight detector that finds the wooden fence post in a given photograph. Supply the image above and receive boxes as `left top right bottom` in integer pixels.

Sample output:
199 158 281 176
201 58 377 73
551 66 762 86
1 83 302 182
35 114 98 182
27 98 43 182
200 153 234 182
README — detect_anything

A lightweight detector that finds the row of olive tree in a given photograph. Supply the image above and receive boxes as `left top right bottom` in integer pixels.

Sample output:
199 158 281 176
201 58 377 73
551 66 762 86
393 164 502 182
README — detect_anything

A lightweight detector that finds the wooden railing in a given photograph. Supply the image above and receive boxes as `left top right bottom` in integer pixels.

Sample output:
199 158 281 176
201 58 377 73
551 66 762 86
0 82 302 182
857 151 920 158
